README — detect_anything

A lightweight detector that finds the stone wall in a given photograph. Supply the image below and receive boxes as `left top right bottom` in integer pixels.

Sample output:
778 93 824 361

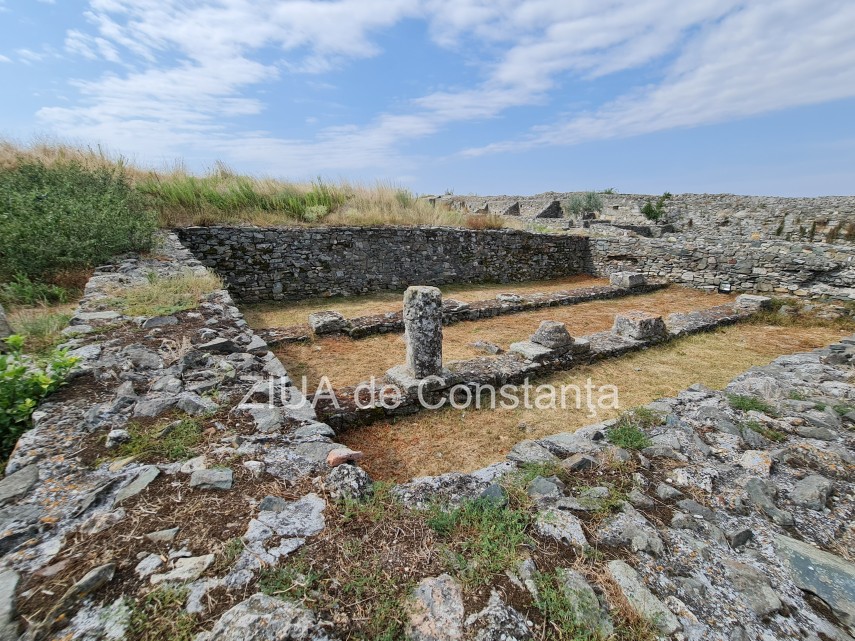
177 226 590 302
589 236 855 300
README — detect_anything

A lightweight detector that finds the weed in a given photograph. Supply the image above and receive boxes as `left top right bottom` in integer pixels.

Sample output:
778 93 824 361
833 403 853 416
640 192 672 222
532 570 604 641
0 274 70 306
813 401 827 411
127 587 197 641
427 497 532 587
109 271 222 317
606 408 659 450
116 418 203 461
1 335 77 462
338 481 392 523
7 308 72 354
465 213 506 230
727 394 775 415
787 390 807 401
742 419 786 442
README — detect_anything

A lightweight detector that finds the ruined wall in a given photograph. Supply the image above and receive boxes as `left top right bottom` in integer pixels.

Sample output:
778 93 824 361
590 236 855 300
177 226 590 302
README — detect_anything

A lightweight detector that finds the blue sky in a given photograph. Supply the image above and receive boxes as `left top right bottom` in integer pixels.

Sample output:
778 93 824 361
1 0 854 196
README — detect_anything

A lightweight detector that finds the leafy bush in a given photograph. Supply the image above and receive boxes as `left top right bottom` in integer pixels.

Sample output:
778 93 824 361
641 192 672 222
1 335 77 461
0 274 70 306
0 160 156 280
565 192 603 217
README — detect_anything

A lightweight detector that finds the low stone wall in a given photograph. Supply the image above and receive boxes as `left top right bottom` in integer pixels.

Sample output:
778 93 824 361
177 226 590 302
590 236 855 300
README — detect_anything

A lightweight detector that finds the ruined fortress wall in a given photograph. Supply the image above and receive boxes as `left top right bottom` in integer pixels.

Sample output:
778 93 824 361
177 226 591 302
589 236 855 300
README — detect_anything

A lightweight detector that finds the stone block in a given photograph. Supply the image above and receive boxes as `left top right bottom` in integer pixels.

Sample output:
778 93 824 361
612 311 667 341
609 272 646 288
531 320 573 349
734 294 773 311
308 311 348 335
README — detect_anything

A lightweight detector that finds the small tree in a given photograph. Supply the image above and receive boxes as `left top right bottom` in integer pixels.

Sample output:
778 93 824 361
564 191 603 217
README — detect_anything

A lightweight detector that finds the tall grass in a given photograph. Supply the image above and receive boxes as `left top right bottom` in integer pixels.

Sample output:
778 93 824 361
1 139 522 231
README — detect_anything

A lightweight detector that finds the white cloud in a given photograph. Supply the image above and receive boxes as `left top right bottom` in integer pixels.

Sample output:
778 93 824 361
34 0 855 176
0 54 10 63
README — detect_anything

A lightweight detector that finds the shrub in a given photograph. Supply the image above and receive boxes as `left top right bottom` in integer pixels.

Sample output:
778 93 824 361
640 192 672 222
0 274 70 306
565 192 603 217
1 335 77 461
0 159 157 280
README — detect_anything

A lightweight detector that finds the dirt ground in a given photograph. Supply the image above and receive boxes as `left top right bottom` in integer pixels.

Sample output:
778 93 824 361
272 285 734 389
339 323 846 482
242 274 608 329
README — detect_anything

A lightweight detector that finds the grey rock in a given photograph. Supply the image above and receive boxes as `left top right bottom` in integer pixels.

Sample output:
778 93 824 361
135 554 164 579
141 315 178 329
534 509 588 549
557 569 613 638
726 527 754 549
744 477 793 526
775 534 855 634
0 570 19 640
722 559 781 616
0 464 39 506
508 340 552 362
675 499 716 521
507 440 559 465
597 508 664 556
105 429 131 449
324 464 373 501
308 310 348 335
479 483 508 507
531 320 573 349
190 468 233 490
609 271 645 288
464 590 531 641
406 574 464 641
607 560 680 635
113 465 160 506
470 341 503 355
403 286 444 379
198 593 330 641
258 495 290 512
198 337 240 354
655 482 683 500
248 407 283 433
790 474 834 510
29 563 116 639
146 526 180 543
177 391 219 416
257 493 326 537
612 311 667 341
133 395 178 418
627 489 654 508
527 476 562 499
122 344 163 369
734 294 773 311
150 554 214 585
561 453 598 471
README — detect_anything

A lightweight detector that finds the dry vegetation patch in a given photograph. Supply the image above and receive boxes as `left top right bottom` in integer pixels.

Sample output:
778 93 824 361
341 323 847 481
272 285 734 389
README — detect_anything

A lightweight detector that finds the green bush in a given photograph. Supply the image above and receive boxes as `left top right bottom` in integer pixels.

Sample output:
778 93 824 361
1 335 77 461
0 160 156 280
641 192 672 222
0 273 70 306
565 192 603 217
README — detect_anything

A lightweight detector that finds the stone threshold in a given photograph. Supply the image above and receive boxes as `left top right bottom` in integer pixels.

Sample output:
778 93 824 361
257 281 669 345
313 300 759 430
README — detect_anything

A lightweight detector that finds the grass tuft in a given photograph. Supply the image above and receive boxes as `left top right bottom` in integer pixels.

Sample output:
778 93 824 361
128 587 197 641
727 394 775 415
116 418 203 461
606 408 659 450
742 419 786 442
109 271 223 317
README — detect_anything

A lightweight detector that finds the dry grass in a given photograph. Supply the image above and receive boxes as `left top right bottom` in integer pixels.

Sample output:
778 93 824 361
274 285 732 389
6 302 77 353
1 139 526 230
244 275 608 331
340 323 846 481
109 271 224 317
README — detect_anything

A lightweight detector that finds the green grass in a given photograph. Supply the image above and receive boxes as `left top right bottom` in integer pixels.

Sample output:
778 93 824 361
532 570 606 641
0 274 70 307
116 418 203 461
727 394 775 415
108 271 223 317
127 587 197 641
605 408 660 450
8 309 72 355
742 419 786 443
426 496 532 587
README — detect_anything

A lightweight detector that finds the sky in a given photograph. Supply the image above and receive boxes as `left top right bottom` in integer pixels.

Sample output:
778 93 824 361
1 0 854 196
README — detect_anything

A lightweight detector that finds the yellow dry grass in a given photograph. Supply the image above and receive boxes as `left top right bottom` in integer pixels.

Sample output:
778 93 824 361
244 275 609 330
340 323 846 482
274 285 733 389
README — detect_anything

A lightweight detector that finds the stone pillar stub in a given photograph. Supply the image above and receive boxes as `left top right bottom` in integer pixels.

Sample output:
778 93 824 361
403 286 443 379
